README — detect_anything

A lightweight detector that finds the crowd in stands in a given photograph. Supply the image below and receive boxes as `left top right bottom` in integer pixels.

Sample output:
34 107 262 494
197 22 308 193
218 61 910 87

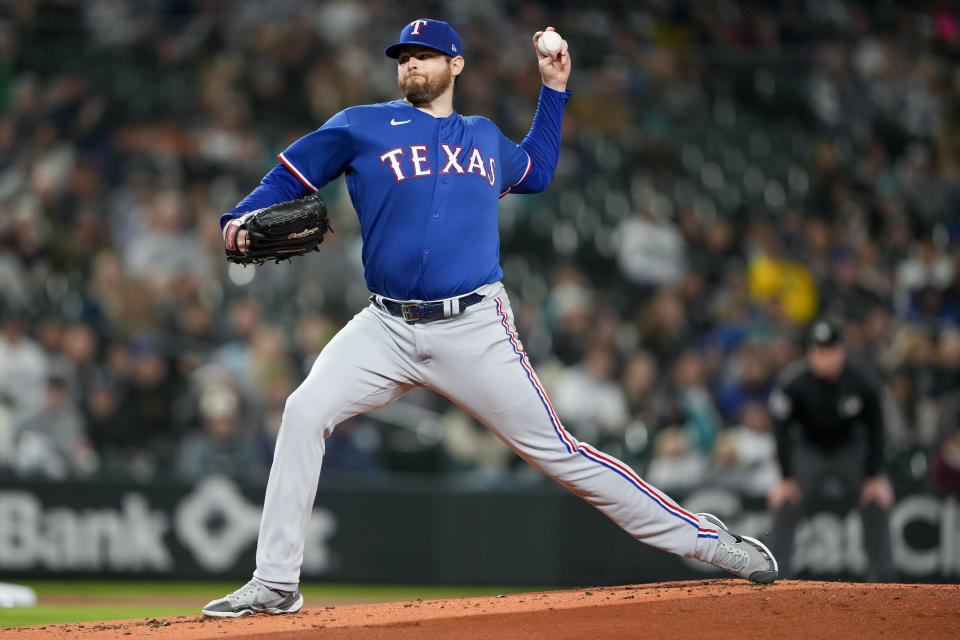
1 0 959 497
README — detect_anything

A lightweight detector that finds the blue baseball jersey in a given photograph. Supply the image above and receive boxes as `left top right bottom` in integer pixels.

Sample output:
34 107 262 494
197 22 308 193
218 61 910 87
223 86 571 300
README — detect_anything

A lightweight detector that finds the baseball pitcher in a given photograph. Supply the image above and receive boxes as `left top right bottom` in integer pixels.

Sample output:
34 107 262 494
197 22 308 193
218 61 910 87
203 19 777 617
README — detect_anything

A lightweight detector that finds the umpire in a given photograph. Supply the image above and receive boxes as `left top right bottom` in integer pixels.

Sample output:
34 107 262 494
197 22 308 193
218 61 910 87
767 319 895 581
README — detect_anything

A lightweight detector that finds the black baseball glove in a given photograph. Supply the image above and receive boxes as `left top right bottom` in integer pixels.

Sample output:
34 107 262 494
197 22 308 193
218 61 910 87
224 193 332 265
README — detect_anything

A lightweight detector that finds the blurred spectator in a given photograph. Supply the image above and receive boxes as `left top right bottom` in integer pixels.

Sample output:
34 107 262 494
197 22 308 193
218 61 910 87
546 266 593 366
709 402 779 497
715 342 774 420
635 287 691 365
818 245 887 322
645 425 705 492
122 340 185 450
59 321 99 391
248 325 297 412
124 190 212 289
13 370 97 479
175 382 263 482
214 299 262 385
293 313 336 377
441 407 512 479
0 400 15 472
934 329 960 397
621 350 672 430
84 370 138 468
552 345 628 443
671 349 721 454
0 307 47 422
895 238 954 316
931 428 960 495
746 226 818 325
931 393 960 494
616 209 686 286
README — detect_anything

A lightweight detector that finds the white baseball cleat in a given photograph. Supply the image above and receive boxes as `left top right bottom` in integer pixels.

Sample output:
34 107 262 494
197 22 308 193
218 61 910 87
202 579 304 617
699 512 778 584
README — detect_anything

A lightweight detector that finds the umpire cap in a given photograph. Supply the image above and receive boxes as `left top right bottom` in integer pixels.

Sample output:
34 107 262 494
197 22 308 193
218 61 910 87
807 319 843 348
385 19 462 59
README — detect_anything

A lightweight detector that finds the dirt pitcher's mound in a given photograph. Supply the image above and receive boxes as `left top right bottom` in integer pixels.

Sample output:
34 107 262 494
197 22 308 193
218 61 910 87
8 580 960 640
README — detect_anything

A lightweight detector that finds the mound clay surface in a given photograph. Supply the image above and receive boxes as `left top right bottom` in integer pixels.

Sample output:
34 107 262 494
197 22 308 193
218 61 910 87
7 579 959 639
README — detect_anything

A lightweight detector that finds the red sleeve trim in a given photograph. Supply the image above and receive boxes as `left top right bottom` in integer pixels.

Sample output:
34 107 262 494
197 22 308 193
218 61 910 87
278 152 319 192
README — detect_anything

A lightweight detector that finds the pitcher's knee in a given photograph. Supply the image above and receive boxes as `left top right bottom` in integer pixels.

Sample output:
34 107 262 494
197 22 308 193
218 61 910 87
280 388 330 440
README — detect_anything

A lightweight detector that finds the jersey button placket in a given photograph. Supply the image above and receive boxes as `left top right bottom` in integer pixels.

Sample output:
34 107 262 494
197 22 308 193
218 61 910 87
422 124 452 273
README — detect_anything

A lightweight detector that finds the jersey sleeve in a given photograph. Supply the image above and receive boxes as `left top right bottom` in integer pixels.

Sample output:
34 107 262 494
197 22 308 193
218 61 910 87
769 378 797 479
221 163 310 227
498 86 571 197
278 109 356 192
497 133 532 197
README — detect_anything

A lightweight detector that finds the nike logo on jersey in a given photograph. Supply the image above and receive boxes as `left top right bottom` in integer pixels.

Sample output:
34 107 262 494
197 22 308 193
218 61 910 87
379 144 496 187
390 118 411 126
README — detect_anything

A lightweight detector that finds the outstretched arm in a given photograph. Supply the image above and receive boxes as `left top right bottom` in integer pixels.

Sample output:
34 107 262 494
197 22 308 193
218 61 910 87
501 27 573 196
767 385 803 509
859 379 894 509
220 109 354 253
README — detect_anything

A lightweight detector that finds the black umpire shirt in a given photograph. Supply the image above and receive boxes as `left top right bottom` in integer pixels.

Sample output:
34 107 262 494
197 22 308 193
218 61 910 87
768 359 885 479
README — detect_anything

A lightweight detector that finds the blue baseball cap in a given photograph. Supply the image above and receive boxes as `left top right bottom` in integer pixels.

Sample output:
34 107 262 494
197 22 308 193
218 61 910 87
385 18 462 59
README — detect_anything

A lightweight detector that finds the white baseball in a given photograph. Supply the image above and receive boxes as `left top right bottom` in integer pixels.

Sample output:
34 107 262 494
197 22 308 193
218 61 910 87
537 30 563 55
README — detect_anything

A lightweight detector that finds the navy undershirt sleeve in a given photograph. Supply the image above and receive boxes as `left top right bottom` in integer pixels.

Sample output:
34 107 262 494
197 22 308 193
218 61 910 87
510 86 571 194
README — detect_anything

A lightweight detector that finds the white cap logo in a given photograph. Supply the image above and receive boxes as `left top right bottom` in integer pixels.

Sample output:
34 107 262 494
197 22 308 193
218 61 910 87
813 321 831 342
410 19 428 35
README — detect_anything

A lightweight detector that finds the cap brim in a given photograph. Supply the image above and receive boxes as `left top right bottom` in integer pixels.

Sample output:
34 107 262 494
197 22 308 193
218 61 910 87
809 335 843 348
815 340 843 348
384 42 452 58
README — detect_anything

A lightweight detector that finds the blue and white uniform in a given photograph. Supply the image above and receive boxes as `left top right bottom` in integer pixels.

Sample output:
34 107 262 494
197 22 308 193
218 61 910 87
223 87 565 300
224 21 722 592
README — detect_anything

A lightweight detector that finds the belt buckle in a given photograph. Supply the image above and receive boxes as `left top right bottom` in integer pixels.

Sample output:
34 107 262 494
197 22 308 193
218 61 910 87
401 303 423 322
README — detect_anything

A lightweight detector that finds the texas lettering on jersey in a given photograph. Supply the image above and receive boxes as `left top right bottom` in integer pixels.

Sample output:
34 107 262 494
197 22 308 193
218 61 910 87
225 87 571 300
379 144 496 186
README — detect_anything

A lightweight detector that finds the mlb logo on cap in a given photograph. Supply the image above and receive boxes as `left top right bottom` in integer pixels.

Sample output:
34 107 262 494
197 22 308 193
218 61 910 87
385 18 463 58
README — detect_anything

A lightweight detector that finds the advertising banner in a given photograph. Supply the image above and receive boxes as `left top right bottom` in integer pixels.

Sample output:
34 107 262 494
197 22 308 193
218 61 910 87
0 477 956 583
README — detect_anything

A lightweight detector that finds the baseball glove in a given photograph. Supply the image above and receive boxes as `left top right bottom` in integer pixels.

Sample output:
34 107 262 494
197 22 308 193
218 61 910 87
224 193 332 265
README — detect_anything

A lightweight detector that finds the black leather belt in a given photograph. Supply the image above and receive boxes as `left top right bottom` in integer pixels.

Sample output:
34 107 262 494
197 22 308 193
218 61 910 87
373 292 484 322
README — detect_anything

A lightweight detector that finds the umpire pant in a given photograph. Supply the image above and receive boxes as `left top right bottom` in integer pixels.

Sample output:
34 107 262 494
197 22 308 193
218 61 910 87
770 437 895 581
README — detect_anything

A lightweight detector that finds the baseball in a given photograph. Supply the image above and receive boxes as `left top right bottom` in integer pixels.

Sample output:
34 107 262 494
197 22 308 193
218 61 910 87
538 30 563 55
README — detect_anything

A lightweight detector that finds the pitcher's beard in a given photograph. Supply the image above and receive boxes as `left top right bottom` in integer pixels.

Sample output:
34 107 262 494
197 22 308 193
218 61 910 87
400 67 452 105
